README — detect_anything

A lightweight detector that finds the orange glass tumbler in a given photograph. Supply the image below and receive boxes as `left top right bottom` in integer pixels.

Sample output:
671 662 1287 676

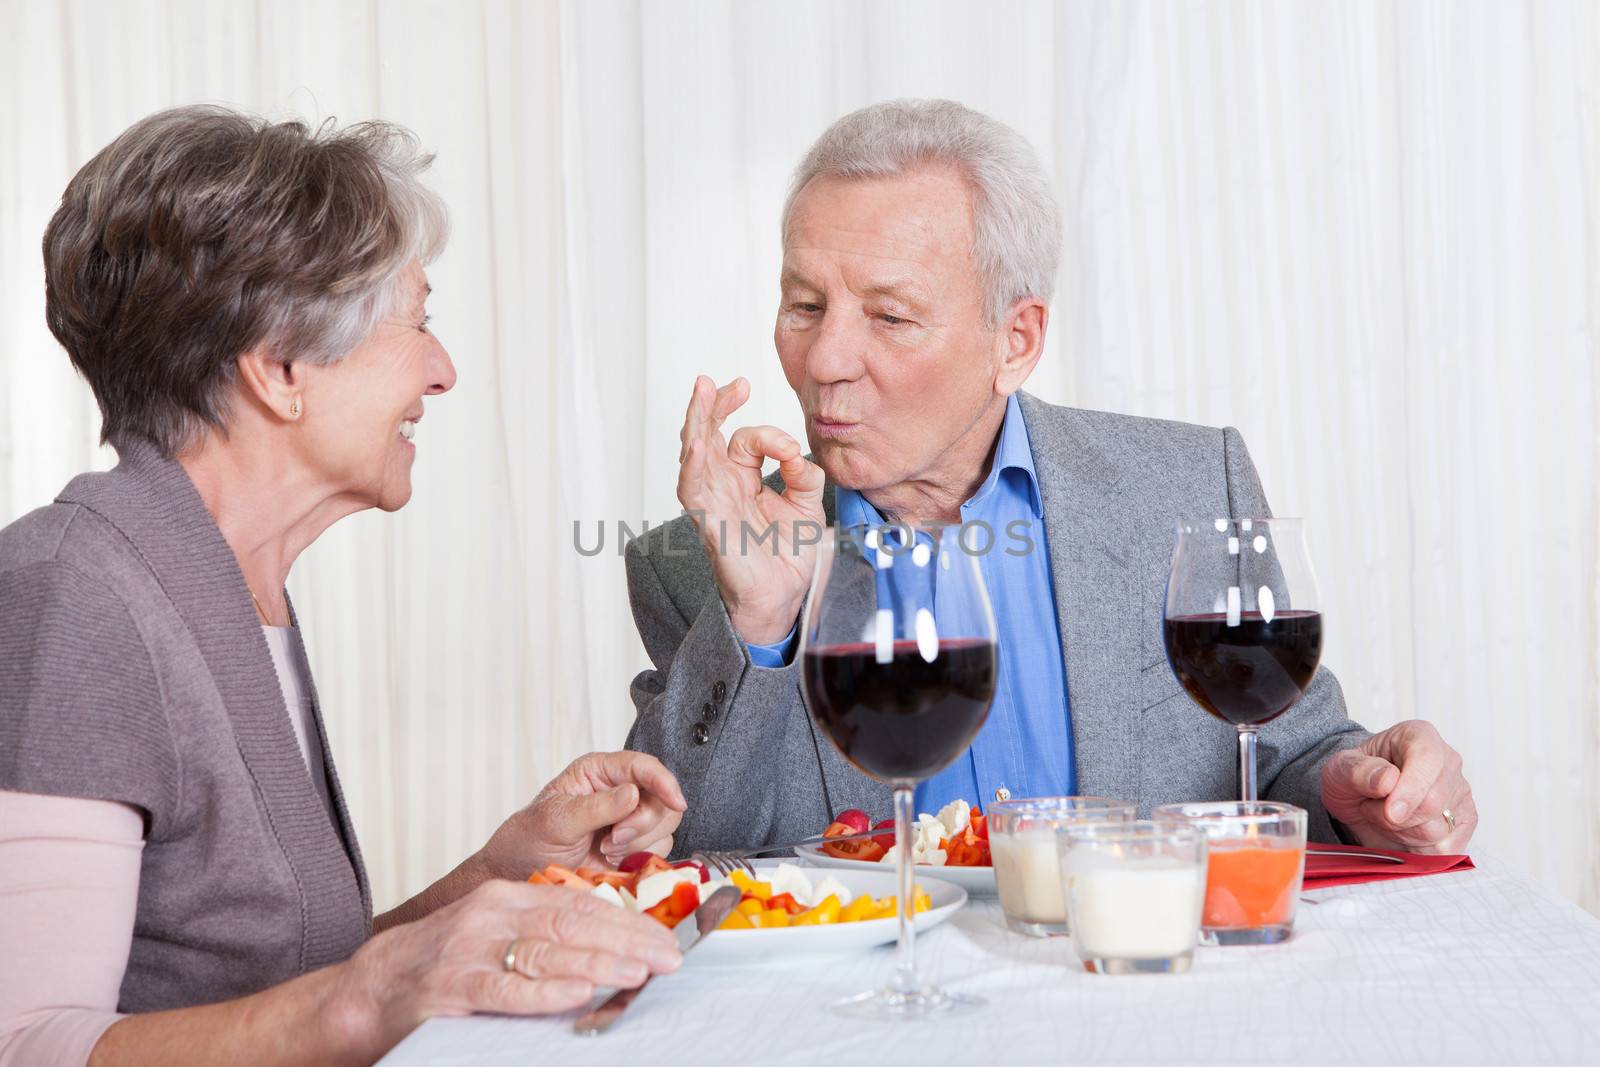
1153 801 1307 945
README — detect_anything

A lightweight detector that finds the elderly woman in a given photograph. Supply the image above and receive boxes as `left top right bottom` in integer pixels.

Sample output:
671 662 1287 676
0 107 684 1065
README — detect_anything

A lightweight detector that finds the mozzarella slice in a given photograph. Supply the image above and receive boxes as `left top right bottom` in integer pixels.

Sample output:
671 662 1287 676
765 863 814 905
936 799 972 839
590 882 627 909
810 875 854 907
634 867 702 910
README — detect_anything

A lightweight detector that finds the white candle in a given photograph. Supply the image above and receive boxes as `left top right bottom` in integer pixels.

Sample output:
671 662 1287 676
1064 854 1205 960
991 830 1067 924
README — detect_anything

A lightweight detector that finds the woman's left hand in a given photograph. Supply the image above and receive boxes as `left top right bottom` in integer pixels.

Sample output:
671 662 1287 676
476 752 688 878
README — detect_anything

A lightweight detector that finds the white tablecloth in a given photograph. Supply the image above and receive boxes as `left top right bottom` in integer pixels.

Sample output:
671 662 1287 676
382 856 1600 1066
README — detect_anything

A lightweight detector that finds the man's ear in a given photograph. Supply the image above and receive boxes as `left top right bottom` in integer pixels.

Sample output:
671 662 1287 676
994 298 1048 398
235 349 303 421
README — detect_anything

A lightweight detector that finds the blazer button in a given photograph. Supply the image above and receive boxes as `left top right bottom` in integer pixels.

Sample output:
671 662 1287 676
693 722 710 745
712 680 727 703
702 702 718 722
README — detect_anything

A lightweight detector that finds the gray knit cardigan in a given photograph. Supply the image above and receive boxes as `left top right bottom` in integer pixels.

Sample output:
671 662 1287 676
0 439 371 1012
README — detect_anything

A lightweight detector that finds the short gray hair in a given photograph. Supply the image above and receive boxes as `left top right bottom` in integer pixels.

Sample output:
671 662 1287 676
782 99 1060 327
44 105 448 455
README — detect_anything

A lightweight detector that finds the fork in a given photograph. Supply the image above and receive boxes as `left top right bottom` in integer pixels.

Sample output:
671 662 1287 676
690 830 880 877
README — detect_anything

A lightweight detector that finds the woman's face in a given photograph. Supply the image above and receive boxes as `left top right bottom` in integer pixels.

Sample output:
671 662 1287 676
295 261 456 512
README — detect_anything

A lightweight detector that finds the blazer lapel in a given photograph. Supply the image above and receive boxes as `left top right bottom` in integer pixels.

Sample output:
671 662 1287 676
1019 394 1144 806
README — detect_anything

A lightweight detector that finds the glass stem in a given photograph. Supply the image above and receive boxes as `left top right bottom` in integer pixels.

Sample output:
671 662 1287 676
1238 727 1259 801
890 782 919 995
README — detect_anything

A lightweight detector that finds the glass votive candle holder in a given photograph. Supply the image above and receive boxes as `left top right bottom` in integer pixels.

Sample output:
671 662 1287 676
1153 800 1307 946
989 796 1136 937
1057 820 1207 975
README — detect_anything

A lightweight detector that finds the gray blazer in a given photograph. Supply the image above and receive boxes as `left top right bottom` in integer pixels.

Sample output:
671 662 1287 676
625 394 1368 853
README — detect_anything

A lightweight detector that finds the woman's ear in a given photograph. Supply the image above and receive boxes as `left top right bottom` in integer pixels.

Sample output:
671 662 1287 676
235 349 303 421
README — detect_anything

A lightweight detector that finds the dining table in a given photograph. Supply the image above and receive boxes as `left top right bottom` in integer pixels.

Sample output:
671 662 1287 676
381 853 1600 1066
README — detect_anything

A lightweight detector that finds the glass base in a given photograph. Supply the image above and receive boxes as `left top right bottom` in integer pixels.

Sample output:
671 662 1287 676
1080 953 1193 975
1003 915 1069 938
830 985 985 1020
1201 923 1294 946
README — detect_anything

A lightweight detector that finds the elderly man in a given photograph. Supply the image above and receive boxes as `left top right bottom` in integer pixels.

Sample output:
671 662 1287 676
625 99 1475 856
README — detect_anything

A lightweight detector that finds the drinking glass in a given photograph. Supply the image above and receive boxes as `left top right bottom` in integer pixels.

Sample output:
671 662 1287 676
1057 820 1208 974
1163 518 1322 801
800 523 998 1019
1153 801 1307 945
988 796 1135 937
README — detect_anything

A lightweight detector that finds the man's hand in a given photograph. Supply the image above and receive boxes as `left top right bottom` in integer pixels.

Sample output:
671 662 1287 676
677 375 826 645
476 752 688 879
1320 720 1476 853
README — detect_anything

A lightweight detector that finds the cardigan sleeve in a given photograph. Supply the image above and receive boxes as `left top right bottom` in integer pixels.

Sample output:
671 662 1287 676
0 560 180 836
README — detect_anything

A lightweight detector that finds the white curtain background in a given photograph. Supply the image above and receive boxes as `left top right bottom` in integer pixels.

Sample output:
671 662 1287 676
2 0 1596 915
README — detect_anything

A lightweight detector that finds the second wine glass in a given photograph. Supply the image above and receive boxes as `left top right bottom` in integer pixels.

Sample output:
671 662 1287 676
800 523 997 1019
1163 517 1323 802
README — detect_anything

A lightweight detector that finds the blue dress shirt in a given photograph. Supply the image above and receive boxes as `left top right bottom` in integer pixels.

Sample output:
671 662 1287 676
748 394 1076 813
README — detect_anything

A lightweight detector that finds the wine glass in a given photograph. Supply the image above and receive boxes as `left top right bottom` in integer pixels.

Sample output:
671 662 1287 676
1163 518 1323 801
800 523 998 1019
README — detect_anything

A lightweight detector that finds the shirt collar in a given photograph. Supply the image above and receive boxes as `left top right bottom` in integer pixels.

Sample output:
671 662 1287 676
835 393 1043 525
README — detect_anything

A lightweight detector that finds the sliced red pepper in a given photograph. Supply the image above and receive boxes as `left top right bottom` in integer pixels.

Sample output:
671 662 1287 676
944 828 990 867
644 881 701 928
767 892 808 915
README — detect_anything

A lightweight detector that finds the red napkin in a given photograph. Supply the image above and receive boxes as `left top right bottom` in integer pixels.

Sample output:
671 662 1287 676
1302 842 1474 890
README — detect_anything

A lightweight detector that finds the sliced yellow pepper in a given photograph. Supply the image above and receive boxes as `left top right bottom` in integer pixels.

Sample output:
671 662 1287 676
736 898 766 917
840 895 879 923
753 907 791 928
717 908 754 930
730 870 771 901
793 894 842 926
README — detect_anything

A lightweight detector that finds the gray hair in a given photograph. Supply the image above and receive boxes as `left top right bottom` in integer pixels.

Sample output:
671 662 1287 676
782 99 1060 327
43 105 448 455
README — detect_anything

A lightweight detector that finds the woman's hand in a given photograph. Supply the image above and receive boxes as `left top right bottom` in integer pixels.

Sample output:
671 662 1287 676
476 752 688 879
333 879 683 1057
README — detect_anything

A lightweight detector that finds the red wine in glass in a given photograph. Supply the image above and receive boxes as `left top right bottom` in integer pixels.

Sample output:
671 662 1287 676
803 637 996 780
800 523 997 1020
1163 610 1322 727
1164 518 1322 800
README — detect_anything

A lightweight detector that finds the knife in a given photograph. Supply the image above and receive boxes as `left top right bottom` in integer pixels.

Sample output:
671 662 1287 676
574 885 741 1036
1306 848 1406 864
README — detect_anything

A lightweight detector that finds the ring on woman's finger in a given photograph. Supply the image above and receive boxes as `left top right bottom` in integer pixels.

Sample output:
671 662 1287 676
1442 808 1457 832
503 939 524 977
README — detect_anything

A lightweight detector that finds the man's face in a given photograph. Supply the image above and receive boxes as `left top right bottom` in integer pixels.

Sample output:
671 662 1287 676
775 165 1004 493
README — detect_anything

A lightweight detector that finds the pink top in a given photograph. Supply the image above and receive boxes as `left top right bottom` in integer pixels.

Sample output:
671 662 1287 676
0 626 327 1063
0 790 144 1066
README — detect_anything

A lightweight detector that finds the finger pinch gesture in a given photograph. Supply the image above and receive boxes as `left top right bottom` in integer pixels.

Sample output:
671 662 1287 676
674 375 826 646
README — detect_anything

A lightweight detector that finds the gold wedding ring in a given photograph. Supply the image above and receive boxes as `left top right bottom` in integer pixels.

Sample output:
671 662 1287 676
502 940 521 975
1442 808 1457 832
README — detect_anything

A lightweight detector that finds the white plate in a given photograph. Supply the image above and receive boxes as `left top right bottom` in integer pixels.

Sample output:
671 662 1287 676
690 863 966 966
792 842 998 897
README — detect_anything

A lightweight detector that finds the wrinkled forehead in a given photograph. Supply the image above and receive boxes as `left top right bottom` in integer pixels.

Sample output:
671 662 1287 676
780 167 978 292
